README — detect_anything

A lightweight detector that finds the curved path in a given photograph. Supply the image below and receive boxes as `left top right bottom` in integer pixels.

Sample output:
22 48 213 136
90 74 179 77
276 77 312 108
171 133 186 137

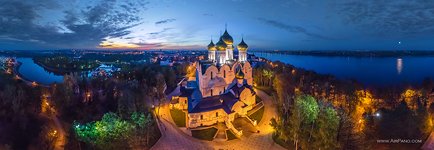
151 87 285 150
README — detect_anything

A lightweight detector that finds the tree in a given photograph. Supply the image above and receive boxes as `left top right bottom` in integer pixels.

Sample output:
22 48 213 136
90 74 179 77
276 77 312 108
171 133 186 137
311 102 340 149
263 69 273 87
155 73 166 116
280 95 319 150
73 112 156 150
296 95 319 149
118 88 137 118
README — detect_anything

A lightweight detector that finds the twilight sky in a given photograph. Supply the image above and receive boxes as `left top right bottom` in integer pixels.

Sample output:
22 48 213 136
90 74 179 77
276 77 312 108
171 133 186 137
1 0 434 50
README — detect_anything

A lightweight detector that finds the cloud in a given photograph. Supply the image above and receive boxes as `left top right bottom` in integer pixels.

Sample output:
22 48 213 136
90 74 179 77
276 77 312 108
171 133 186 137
149 28 173 35
338 0 434 37
257 18 332 40
155 18 176 25
0 0 148 49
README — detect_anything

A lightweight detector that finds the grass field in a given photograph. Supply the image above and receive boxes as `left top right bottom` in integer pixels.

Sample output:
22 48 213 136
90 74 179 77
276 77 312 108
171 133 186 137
170 109 186 127
191 127 218 141
249 106 265 123
226 130 238 140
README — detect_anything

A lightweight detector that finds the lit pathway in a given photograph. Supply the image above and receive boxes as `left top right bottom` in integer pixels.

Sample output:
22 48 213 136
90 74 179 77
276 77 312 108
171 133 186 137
422 132 434 150
52 114 66 150
151 87 285 150
42 95 66 150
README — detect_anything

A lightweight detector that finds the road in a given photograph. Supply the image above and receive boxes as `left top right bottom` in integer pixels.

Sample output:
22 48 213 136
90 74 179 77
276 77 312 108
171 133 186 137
150 87 285 150
43 95 66 150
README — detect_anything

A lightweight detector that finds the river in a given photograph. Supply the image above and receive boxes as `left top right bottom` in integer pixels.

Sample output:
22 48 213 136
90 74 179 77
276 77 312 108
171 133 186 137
252 52 434 86
17 58 64 85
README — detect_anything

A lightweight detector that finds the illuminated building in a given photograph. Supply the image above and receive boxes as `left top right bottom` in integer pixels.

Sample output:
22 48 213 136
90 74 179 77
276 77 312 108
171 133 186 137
171 28 256 135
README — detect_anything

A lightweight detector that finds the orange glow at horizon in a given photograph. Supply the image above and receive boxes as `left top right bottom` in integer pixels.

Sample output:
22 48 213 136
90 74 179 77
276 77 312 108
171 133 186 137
98 40 202 50
98 41 140 49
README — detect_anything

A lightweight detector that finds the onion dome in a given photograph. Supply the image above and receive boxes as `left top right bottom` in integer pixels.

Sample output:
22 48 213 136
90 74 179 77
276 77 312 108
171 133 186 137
235 69 245 79
207 40 216 51
237 38 248 51
221 29 233 45
215 37 227 51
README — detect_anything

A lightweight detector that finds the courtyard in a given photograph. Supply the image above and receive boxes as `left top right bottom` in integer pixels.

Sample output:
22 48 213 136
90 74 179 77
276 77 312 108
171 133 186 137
150 87 285 150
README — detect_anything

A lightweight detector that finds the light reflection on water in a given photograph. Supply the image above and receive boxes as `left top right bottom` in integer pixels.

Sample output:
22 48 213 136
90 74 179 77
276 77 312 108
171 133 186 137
17 58 64 85
396 58 403 75
252 52 434 86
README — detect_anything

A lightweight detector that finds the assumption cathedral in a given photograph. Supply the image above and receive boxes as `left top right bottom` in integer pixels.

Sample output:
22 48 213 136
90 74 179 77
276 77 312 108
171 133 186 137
171 28 257 135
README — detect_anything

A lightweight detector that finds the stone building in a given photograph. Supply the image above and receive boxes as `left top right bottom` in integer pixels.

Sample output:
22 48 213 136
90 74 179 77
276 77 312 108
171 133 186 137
171 28 257 132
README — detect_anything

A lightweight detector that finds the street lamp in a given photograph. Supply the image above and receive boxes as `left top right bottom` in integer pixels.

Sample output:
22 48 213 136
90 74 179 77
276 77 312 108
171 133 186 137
375 112 380 117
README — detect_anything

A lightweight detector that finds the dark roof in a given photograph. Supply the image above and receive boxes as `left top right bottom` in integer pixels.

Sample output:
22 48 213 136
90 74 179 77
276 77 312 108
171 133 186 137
237 38 248 50
235 69 245 79
186 82 255 114
189 92 238 114
199 60 214 74
221 29 233 44
215 37 227 51
179 87 195 97
229 81 255 97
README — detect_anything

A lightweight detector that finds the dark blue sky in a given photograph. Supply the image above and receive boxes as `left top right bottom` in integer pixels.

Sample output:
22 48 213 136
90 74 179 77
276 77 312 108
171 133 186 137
1 0 434 50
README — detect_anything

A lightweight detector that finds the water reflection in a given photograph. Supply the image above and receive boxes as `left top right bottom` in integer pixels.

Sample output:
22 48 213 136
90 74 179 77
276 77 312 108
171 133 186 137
252 52 434 86
17 58 64 85
396 58 403 75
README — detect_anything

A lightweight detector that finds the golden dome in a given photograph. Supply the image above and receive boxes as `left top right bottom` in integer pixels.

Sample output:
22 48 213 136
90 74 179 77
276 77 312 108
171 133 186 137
215 37 227 51
221 29 233 45
235 68 245 79
237 38 248 51
207 40 216 51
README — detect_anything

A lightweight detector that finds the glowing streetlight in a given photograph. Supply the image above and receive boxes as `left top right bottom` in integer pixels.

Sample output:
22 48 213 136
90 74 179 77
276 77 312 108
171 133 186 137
375 112 380 117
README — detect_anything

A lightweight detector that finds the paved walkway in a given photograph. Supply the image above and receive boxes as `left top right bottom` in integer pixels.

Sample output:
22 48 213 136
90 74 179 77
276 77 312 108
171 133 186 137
151 87 285 150
422 132 434 150
41 95 66 150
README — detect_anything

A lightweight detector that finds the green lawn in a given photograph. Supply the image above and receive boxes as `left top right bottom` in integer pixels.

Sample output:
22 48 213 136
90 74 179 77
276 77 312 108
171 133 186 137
249 106 265 123
170 109 186 127
191 127 218 141
226 130 238 140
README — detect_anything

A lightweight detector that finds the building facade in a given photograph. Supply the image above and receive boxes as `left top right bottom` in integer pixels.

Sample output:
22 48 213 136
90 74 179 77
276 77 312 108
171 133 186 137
171 29 257 132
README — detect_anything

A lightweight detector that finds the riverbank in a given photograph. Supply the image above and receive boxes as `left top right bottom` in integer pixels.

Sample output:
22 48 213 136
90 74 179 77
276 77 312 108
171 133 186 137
33 59 95 75
252 50 434 57
252 52 434 87
13 61 52 87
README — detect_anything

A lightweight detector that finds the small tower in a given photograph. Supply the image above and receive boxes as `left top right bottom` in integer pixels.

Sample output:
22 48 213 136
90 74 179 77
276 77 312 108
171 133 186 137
221 26 234 61
207 39 216 62
215 37 227 64
235 68 245 86
237 37 248 62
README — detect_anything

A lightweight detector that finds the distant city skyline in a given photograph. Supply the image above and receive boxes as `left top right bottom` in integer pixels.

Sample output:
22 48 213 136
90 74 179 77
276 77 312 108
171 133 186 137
2 0 434 50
